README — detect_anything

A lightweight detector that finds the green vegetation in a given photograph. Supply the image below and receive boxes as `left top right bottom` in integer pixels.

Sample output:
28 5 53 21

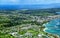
0 32 15 38
0 9 59 38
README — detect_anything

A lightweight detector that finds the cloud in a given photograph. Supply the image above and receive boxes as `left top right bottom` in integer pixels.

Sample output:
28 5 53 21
10 0 18 2
0 0 60 5
0 0 20 5
21 0 60 4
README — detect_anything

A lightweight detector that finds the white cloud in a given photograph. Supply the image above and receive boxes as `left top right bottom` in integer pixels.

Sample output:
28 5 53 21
10 0 18 2
0 0 60 5
0 0 20 5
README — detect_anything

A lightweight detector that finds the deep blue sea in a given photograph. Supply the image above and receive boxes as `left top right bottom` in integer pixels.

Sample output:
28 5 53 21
0 5 50 10
0 3 60 10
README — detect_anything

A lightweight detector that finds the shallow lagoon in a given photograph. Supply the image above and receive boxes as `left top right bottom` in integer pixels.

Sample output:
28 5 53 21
44 19 60 36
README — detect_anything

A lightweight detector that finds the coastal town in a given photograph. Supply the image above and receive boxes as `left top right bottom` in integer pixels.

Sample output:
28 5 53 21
0 10 60 38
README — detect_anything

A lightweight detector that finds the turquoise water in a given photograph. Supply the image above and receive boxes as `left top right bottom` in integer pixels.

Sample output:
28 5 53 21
56 12 60 14
44 19 60 36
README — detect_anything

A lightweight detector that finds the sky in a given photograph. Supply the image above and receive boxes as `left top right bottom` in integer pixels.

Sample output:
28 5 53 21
0 0 60 5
